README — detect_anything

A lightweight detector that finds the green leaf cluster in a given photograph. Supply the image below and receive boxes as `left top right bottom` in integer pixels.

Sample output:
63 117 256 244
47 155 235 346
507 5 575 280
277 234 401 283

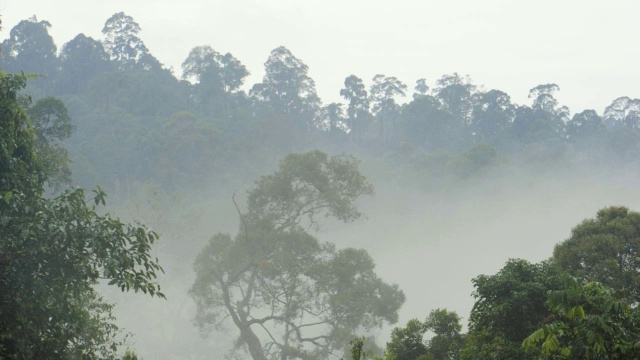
0 71 163 358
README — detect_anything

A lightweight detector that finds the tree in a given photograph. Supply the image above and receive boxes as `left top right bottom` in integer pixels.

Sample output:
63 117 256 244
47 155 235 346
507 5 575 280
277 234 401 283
565 110 607 159
27 96 74 188
398 95 465 151
321 102 346 134
386 319 428 360
470 90 515 144
603 97 640 129
344 337 379 360
182 45 249 115
102 12 160 70
190 151 404 360
385 310 463 360
340 75 370 145
159 110 221 181
423 309 465 360
0 16 58 95
599 99 640 160
566 110 604 142
0 73 41 195
507 84 568 150
553 206 640 304
251 46 321 129
0 71 164 358
413 79 429 99
523 276 640 359
182 46 248 93
461 259 561 360
369 74 407 146
56 33 112 94
434 73 476 124
529 84 565 115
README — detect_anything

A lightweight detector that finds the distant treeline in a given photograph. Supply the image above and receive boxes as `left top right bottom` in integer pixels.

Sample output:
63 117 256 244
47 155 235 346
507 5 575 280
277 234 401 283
3 13 640 192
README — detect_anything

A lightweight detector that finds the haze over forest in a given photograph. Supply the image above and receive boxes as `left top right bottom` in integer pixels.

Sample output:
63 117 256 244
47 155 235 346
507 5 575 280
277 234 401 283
2 4 640 360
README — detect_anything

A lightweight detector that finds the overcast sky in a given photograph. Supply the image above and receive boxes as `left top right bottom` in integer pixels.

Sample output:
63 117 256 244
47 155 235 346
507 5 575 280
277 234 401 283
2 0 639 114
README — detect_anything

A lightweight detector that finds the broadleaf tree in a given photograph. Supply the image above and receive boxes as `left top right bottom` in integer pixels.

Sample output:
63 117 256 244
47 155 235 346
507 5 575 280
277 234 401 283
553 206 640 304
251 46 321 130
190 150 404 360
0 71 163 358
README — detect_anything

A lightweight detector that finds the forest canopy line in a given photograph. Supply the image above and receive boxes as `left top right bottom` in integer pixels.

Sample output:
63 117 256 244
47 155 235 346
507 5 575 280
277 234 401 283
5 9 640 360
1 13 640 194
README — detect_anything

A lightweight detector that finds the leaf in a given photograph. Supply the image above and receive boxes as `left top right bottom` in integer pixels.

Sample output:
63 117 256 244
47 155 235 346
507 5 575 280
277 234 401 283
3 191 13 204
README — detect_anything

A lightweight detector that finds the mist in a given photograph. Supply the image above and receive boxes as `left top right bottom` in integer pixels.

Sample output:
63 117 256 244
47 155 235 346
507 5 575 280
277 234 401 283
95 155 640 359
3 5 640 360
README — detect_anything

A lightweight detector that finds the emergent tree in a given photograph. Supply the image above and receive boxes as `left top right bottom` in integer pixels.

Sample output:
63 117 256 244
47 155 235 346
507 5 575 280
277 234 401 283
190 151 404 360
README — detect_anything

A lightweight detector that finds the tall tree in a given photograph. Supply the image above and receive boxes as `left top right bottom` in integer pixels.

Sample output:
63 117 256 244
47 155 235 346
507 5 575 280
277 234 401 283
56 33 112 94
102 12 160 70
398 95 465 151
191 151 404 360
182 45 249 115
566 110 604 141
603 97 640 129
0 16 58 95
321 102 345 134
510 84 568 146
413 78 430 99
369 74 407 146
434 73 476 124
470 90 515 144
251 46 321 129
600 99 640 160
340 75 370 145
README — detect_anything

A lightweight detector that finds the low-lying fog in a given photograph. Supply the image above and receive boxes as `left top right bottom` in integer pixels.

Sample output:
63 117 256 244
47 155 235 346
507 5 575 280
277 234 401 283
101 158 640 359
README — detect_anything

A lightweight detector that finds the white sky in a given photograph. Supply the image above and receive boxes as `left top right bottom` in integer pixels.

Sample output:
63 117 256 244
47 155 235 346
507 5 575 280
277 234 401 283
2 0 640 114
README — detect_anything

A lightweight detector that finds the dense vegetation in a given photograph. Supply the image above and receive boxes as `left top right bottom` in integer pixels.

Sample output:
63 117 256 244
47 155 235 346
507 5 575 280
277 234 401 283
3 14 640 195
3 11 640 360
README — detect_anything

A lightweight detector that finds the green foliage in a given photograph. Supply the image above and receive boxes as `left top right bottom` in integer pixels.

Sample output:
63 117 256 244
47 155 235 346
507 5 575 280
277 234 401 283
0 72 41 194
246 150 374 229
397 95 464 152
462 259 562 360
386 309 464 360
553 206 640 303
523 276 640 359
182 45 249 116
102 12 160 71
251 46 320 128
56 33 112 95
122 349 140 360
0 71 163 358
0 16 58 95
460 334 537 360
423 309 465 360
27 96 74 188
369 74 407 145
386 319 428 360
345 337 380 360
5 13 640 197
446 144 499 178
190 151 402 360
340 75 370 145
471 90 515 143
